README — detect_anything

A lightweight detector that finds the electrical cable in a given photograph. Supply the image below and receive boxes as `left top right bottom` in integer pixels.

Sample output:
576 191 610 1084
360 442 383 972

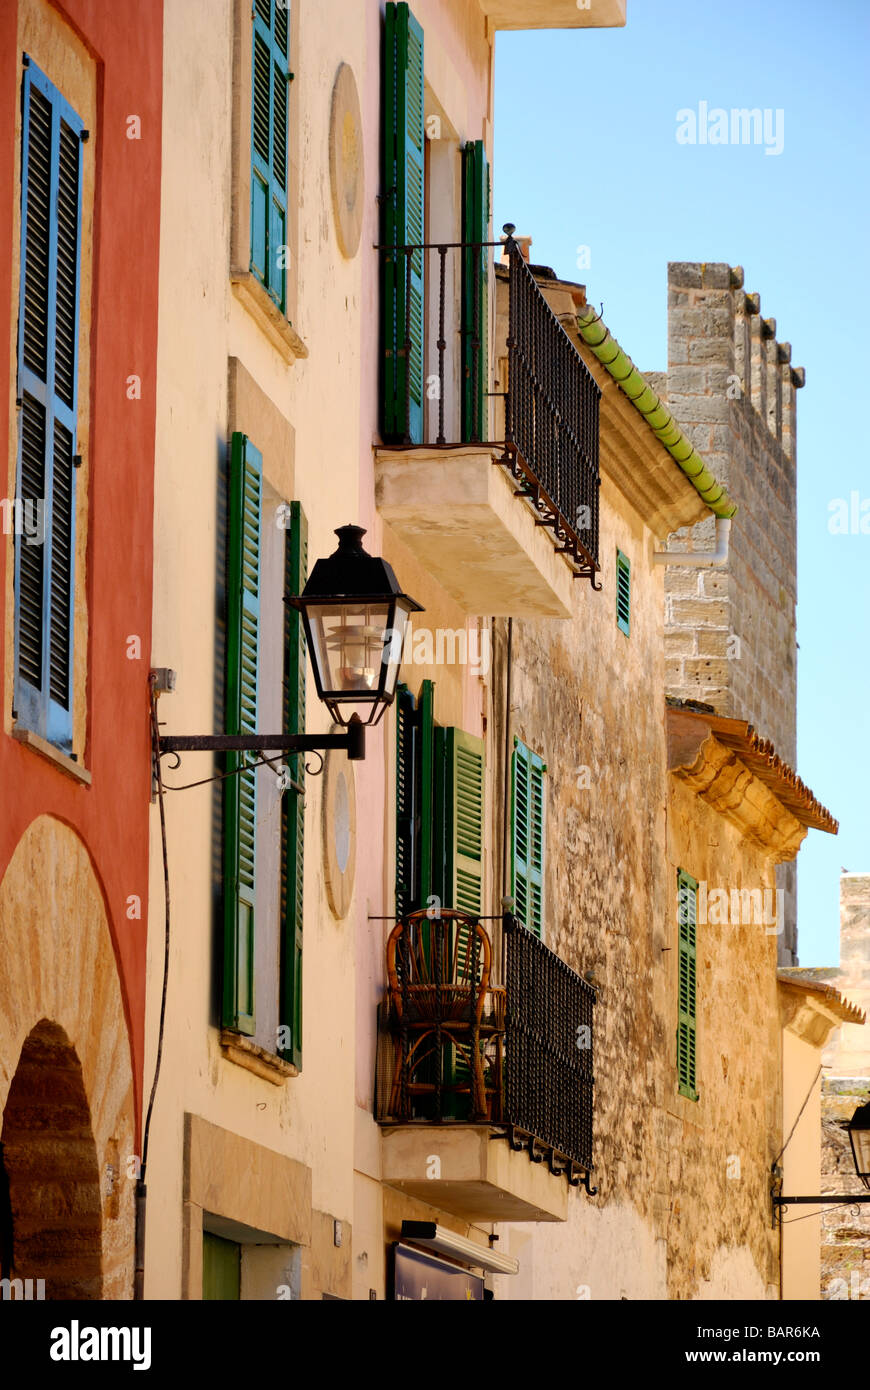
773 1064 821 1168
142 677 172 1178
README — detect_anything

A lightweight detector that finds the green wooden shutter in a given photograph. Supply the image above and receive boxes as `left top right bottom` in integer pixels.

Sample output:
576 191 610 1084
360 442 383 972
395 683 418 918
511 739 546 938
616 549 631 636
14 61 83 752
417 678 435 909
280 500 306 1068
433 727 485 918
461 140 490 442
251 0 289 310
677 868 699 1100
222 433 262 1035
202 1232 241 1301
431 725 485 1113
382 2 425 444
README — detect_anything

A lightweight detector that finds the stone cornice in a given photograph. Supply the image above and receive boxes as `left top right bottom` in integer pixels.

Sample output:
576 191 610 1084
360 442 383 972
777 975 863 1046
668 717 807 862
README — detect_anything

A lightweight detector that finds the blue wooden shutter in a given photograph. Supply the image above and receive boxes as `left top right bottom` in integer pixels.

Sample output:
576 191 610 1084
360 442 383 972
222 433 262 1035
382 2 425 444
512 739 545 938
616 549 631 636
251 0 289 310
677 869 699 1100
461 140 490 442
14 61 83 752
280 500 306 1068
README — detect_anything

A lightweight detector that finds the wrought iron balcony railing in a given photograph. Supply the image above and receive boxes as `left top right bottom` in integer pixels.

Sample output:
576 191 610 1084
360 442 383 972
378 231 601 585
375 910 596 1180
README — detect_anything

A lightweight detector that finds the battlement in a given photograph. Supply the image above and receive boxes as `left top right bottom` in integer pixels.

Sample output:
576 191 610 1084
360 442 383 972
667 261 804 463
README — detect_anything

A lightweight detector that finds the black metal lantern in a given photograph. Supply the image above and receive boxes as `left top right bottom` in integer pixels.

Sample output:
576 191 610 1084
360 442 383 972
848 1100 870 1189
288 525 423 727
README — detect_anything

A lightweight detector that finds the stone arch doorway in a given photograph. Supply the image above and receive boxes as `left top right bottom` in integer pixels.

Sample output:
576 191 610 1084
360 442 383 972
0 1021 102 1298
0 815 136 1298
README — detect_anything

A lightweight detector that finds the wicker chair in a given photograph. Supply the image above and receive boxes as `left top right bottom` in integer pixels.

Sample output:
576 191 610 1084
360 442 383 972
384 909 505 1122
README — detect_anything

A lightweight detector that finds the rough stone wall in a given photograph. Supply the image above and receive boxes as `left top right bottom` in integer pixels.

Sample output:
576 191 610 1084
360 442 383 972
659 262 805 965
820 874 870 1299
820 1081 870 1299
489 477 780 1300
665 777 781 1300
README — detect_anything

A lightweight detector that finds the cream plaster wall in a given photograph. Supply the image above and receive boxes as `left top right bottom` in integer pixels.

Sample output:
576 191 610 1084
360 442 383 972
781 1028 823 1300
149 0 495 1300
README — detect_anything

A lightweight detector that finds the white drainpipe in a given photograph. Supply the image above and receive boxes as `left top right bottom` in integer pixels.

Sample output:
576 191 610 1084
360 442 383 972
653 516 732 568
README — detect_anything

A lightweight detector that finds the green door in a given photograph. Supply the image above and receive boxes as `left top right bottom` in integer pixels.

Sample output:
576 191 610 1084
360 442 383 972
202 1231 241 1300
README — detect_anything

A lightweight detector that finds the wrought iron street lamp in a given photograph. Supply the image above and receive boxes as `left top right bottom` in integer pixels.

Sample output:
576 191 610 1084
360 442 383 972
771 1098 870 1220
155 524 422 765
287 524 422 728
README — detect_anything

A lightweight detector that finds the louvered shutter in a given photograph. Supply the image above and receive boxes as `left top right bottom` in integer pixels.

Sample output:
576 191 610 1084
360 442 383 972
280 500 306 1068
382 2 425 444
14 62 82 751
251 0 289 310
512 739 545 938
616 549 631 635
433 726 485 933
431 725 485 1112
677 869 699 1100
461 140 490 442
222 433 262 1035
395 683 418 918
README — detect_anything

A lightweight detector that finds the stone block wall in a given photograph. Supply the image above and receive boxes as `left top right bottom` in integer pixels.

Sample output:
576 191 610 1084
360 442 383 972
821 875 870 1299
659 262 805 963
820 1080 870 1299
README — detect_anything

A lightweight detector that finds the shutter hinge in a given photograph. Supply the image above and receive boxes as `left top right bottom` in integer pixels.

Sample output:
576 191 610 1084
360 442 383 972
80 130 90 143
22 53 30 68
73 454 83 469
288 71 295 83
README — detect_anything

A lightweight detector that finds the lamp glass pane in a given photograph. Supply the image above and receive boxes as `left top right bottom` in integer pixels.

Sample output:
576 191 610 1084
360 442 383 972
852 1126 870 1179
306 601 392 698
382 602 413 698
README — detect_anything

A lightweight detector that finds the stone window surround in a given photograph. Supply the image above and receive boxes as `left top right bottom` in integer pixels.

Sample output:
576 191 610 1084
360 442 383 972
6 1 96 767
229 0 306 364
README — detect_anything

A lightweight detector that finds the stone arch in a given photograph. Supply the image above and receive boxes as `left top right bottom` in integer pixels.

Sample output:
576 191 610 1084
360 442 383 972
1 1020 103 1297
0 815 135 1298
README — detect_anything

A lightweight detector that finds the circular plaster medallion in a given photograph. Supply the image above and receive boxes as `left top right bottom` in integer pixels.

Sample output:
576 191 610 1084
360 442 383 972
329 63 364 259
322 736 357 919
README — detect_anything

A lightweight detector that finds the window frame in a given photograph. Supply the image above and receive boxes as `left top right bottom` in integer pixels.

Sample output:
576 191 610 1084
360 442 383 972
13 57 85 754
616 547 631 637
677 867 699 1101
511 737 546 939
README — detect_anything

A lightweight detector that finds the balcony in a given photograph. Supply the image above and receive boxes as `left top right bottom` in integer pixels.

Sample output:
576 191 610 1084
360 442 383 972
376 911 596 1223
375 236 601 617
479 0 626 31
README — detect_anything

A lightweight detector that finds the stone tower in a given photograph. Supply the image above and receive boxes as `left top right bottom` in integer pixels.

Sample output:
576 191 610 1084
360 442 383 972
653 262 806 963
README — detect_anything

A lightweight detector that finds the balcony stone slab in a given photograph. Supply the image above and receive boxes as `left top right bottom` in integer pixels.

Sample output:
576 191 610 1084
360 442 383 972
380 1125 569 1223
374 445 574 618
480 0 626 31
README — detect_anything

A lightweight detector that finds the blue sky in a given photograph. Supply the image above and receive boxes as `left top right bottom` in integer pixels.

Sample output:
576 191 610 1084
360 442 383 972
493 0 870 966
